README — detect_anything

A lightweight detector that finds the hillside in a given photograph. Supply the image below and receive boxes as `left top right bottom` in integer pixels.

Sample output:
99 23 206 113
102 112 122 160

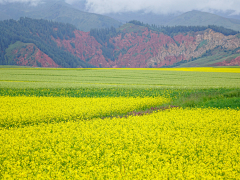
0 0 121 32
1 18 240 68
52 22 240 68
5 41 60 67
66 0 240 31
2 1 240 32
174 47 240 67
0 18 94 68
166 10 240 31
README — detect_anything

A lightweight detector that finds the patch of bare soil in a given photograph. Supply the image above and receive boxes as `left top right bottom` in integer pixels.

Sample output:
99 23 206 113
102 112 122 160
101 105 179 119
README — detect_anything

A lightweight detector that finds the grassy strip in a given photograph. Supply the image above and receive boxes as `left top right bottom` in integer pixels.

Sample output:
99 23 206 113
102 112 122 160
170 89 240 109
101 89 240 119
115 88 240 118
0 87 184 98
1 87 239 98
1 88 239 108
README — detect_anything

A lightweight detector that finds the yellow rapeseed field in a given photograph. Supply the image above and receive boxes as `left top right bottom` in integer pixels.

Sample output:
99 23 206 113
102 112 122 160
0 102 239 179
96 67 240 73
0 96 169 128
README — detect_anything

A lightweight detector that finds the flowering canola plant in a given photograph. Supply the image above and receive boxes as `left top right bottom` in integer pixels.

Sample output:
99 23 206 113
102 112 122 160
97 67 240 73
0 96 169 128
0 105 239 179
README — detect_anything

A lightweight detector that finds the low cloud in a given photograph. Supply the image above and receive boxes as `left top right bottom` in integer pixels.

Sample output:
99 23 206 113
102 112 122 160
1 0 240 14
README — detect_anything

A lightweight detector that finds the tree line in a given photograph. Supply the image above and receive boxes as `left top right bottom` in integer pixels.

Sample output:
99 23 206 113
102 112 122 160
90 27 119 61
128 20 239 36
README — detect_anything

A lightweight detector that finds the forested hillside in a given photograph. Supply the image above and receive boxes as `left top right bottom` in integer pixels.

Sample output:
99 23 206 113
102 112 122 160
85 21 240 67
1 18 240 68
127 20 239 36
0 18 94 68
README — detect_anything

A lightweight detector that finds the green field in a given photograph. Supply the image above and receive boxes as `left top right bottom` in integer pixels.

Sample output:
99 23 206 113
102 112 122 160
1 67 240 89
0 67 240 109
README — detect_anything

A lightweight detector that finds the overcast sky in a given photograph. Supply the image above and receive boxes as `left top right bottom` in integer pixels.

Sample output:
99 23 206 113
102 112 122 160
1 0 240 15
0 0 40 6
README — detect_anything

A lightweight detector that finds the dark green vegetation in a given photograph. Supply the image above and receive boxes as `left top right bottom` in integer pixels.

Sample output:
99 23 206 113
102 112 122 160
91 20 239 42
90 27 119 61
0 18 94 68
171 88 240 109
0 87 180 98
0 67 239 110
128 20 239 36
0 0 121 32
1 87 239 110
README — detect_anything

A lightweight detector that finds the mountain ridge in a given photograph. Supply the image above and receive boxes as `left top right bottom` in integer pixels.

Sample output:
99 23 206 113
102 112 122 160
0 0 122 32
1 18 240 68
1 1 240 31
165 10 240 31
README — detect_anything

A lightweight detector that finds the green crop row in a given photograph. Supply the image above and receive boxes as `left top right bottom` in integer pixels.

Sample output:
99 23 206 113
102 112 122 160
1 87 239 109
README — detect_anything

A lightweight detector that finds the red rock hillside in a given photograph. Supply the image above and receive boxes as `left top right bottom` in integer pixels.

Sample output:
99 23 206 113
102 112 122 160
53 27 240 68
54 30 108 68
9 42 59 67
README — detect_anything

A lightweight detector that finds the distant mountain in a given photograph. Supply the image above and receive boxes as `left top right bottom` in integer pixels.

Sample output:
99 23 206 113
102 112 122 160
0 0 122 31
2 0 240 32
68 1 240 31
1 18 240 68
67 0 86 11
103 11 177 25
0 11 11 21
211 10 240 21
104 10 240 32
165 10 240 31
69 1 178 26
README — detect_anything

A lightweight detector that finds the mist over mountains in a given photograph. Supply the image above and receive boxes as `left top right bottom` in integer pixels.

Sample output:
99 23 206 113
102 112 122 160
0 0 121 31
1 0 240 31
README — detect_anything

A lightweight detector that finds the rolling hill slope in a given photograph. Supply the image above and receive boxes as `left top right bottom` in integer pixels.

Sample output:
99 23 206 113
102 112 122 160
166 10 240 31
1 18 240 68
0 0 122 32
68 0 240 31
1 1 240 32
0 18 95 68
